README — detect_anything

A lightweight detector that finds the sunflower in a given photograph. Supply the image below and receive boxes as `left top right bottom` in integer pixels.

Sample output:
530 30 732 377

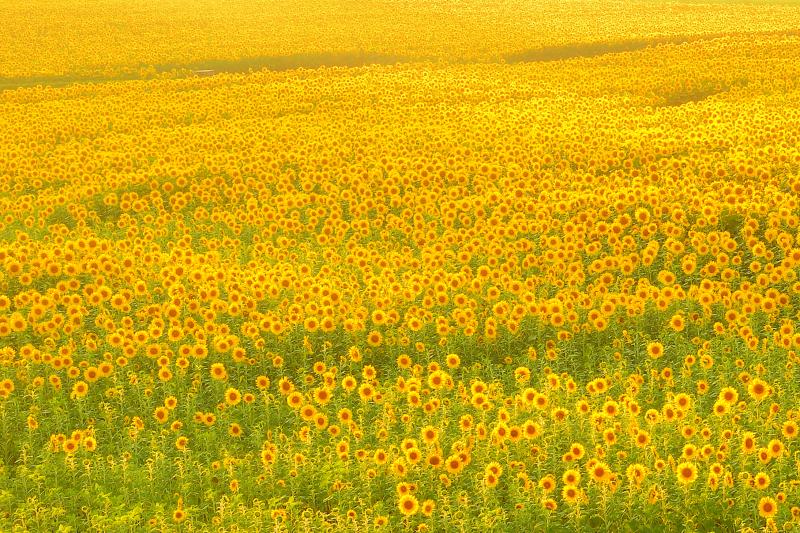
668 314 685 332
405 448 422 465
748 378 770 401
358 383 375 401
373 449 388 465
224 387 241 406
589 461 611 484
210 363 227 381
158 367 172 382
522 420 542 440
314 414 328 430
421 425 438 444
767 439 785 459
445 455 463 475
758 448 771 464
562 485 583 504
634 429 651 448
421 499 436 517
562 469 581 486
753 472 770 490
446 354 460 368
348 346 362 362
626 464 647 487
287 391 304 409
63 439 80 454
313 387 332 405
397 354 412 369
428 371 446 390
783 420 798 440
396 482 415 496
569 443 586 460
173 509 187 523
718 386 738 405
646 342 664 359
712 400 730 417
471 391 491 410
367 330 383 347
255 375 270 390
483 462 501 477
83 436 97 452
758 497 778 519
427 453 442 469
71 380 89 399
153 406 169 424
676 462 698 485
539 475 556 493
397 494 419 516
741 431 757 454
342 376 357 392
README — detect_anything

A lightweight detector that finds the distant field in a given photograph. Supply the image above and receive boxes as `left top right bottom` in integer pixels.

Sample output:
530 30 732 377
2 2 800 532
2 0 800 82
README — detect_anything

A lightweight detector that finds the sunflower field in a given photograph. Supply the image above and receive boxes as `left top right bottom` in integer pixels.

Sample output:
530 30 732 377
2 1 800 531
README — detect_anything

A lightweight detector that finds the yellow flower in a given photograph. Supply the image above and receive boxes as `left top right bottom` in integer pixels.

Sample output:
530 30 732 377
758 497 778 518
83 436 97 452
224 387 241 406
676 462 697 485
783 420 798 440
646 342 664 359
421 499 436 517
753 472 770 490
562 485 583 504
562 469 580 486
398 494 419 516
748 378 770 401
173 509 187 523
589 461 611 484
71 381 89 399
210 363 227 381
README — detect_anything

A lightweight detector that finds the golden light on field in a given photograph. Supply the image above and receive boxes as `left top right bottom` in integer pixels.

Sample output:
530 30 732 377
1 1 800 531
